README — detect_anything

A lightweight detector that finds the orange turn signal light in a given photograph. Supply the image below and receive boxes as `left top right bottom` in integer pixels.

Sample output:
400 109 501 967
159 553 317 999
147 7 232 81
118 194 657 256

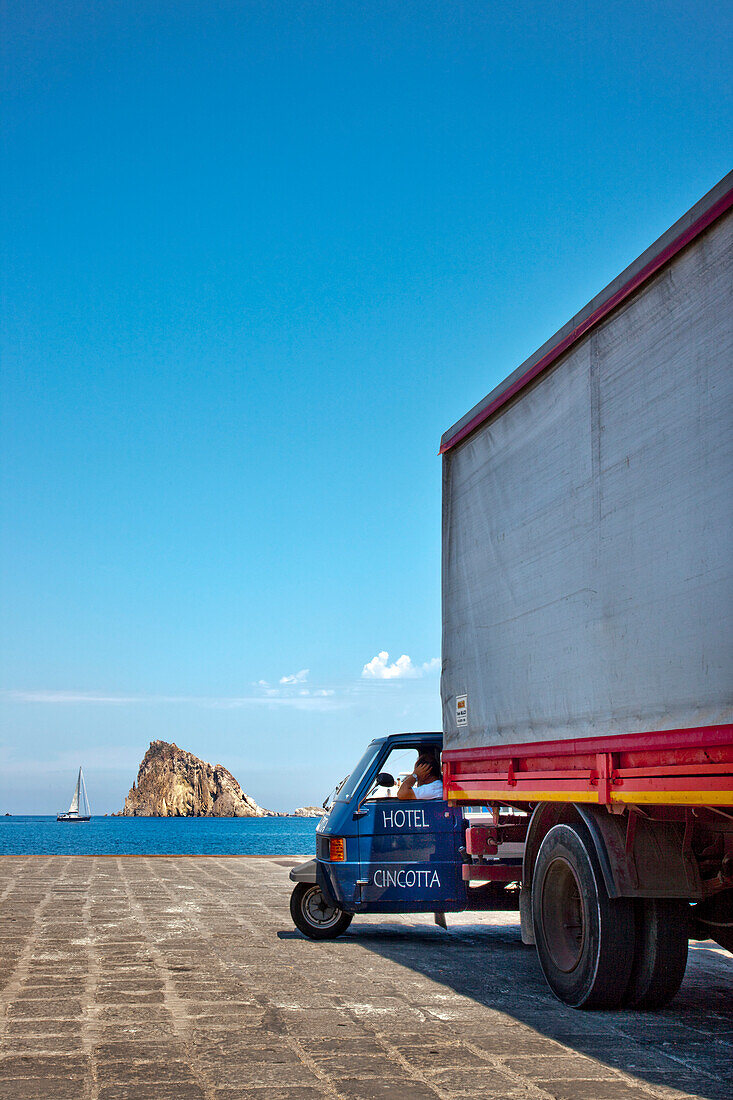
329 837 346 861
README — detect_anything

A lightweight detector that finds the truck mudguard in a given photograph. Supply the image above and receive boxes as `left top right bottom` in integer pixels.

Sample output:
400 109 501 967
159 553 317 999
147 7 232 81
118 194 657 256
524 803 703 901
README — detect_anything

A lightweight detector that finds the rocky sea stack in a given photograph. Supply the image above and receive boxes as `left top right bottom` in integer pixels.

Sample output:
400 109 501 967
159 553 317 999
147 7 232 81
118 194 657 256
122 740 270 817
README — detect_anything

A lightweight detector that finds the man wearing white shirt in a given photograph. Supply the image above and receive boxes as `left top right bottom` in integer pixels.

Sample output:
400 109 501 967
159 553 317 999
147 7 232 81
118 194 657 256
397 752 443 801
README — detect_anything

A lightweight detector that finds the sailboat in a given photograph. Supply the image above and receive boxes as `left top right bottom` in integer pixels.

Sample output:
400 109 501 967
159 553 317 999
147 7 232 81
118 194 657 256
57 767 91 822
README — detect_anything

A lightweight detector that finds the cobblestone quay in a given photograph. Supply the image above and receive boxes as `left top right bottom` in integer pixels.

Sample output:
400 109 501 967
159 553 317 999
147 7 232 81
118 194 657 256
0 856 731 1100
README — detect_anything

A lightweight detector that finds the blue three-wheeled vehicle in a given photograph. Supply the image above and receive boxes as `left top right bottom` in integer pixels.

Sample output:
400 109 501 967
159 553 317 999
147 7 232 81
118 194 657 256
289 732 523 938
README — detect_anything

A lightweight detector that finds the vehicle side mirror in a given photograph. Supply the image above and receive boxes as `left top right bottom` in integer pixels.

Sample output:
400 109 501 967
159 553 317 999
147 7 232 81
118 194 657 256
375 772 395 788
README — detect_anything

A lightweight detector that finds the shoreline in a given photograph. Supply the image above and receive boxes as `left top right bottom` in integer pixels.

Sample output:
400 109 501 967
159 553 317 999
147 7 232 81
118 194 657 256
0 851 309 858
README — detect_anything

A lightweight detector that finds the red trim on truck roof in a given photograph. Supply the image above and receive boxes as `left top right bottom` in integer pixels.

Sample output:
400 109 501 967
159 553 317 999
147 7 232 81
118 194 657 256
439 184 733 455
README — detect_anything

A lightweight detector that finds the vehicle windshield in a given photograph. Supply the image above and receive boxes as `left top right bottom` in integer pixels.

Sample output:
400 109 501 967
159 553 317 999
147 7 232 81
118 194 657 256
333 743 382 803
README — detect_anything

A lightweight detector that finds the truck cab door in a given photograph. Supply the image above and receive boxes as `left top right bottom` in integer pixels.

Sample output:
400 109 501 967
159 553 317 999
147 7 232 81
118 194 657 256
356 799 466 913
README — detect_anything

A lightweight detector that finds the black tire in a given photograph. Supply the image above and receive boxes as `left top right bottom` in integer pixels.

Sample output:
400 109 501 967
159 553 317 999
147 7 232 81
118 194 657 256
625 898 688 1008
289 882 353 940
532 822 635 1008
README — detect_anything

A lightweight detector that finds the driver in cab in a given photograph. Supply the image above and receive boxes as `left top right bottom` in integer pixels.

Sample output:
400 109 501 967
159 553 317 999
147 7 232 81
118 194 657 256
397 752 443 800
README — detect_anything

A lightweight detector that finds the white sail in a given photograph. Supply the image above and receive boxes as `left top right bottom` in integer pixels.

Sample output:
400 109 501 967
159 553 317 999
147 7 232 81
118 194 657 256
79 768 91 817
68 768 81 814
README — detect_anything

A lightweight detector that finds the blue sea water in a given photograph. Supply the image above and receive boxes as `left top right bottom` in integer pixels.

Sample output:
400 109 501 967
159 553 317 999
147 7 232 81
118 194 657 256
0 815 318 856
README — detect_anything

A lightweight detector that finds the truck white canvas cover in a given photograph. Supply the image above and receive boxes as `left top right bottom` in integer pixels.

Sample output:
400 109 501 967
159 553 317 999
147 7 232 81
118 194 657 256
441 184 733 751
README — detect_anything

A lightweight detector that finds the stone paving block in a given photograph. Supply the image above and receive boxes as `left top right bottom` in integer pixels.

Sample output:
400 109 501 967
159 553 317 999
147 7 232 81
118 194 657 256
0 1078 83 1099
275 1009 368 1037
96 1040 190 1063
206 1060 324 1089
23 967 88 979
98 1085 207 1100
0 1055 90 1079
0 1038 84 1057
463 1029 567 1056
5 1000 83 1019
503 1053 620 1080
560 1045 693 1074
195 1044 302 1066
96 1062 197 1084
96 1005 177 1024
307 1038 385 1058
308 1055 411 1080
425 1066 535 1097
97 977 165 989
647 1080 733 1100
534 1082 664 1100
187 1027 276 1049
95 989 166 1004
4 1020 83 1037
11 992 78 1006
185 1013 268 1030
394 1042 488 1068
337 1081 441 1100
381 1028 466 1046
92 1021 180 1040
18 980 81 994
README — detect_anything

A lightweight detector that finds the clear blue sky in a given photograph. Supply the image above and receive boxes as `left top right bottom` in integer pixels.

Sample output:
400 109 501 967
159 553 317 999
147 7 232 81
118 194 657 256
1 1 730 813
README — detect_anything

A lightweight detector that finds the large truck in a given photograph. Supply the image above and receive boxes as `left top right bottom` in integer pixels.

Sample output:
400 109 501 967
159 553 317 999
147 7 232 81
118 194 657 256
440 172 732 1007
289 174 732 1010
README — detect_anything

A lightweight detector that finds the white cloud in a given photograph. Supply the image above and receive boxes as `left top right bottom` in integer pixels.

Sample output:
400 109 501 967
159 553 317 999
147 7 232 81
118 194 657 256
0 688 342 712
361 652 440 680
279 669 309 685
362 652 417 679
1 690 155 705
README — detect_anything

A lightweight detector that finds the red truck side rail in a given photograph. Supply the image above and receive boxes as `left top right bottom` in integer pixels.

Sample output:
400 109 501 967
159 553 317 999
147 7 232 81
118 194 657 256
443 724 733 809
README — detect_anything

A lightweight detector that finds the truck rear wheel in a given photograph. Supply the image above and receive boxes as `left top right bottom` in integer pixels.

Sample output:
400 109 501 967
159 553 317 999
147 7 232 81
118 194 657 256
290 882 353 940
690 889 733 953
532 823 635 1008
625 898 688 1008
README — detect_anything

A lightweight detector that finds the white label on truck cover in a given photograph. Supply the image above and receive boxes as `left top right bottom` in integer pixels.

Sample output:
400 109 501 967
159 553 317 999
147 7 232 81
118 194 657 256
456 694 468 727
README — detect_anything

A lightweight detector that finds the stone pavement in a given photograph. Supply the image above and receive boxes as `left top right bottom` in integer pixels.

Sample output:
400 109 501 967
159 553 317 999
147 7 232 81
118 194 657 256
0 857 731 1100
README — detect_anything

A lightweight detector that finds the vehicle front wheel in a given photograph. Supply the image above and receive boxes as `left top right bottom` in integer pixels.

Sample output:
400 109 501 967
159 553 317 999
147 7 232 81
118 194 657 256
532 822 635 1008
290 882 353 940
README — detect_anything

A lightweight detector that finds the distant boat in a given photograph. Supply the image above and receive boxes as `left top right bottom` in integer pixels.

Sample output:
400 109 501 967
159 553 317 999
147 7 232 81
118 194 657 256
57 767 91 822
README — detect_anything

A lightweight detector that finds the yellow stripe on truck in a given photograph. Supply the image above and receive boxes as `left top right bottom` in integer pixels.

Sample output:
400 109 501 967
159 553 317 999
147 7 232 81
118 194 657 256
447 789 599 803
447 788 733 806
612 789 733 806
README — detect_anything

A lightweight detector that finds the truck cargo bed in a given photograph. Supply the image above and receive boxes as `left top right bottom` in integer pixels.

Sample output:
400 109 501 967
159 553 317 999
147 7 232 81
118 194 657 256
441 174 733 755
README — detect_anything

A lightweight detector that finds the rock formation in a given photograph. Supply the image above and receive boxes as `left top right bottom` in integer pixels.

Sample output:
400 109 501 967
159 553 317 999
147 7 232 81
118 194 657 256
292 806 323 817
121 740 271 817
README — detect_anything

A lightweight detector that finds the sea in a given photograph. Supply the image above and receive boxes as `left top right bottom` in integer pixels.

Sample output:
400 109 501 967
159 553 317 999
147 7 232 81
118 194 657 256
0 815 319 856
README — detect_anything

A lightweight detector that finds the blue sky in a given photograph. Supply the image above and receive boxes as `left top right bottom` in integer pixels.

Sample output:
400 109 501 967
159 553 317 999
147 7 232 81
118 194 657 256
1 1 730 813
